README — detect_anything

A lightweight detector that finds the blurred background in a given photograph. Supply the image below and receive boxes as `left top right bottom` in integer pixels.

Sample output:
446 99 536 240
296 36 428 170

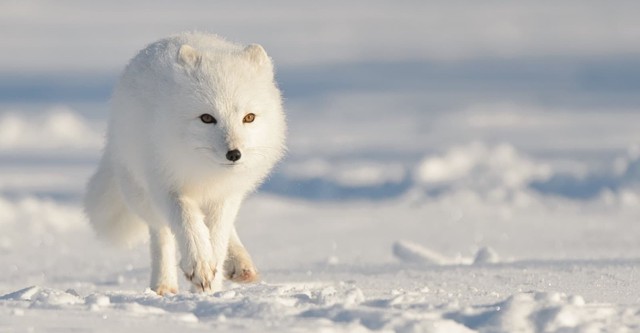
3 1 640 200
1 1 640 264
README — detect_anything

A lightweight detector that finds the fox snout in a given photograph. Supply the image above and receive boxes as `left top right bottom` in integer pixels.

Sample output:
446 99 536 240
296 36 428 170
226 149 242 162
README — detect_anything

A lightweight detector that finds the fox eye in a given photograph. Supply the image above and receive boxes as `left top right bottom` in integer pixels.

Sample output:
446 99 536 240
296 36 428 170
243 113 256 123
200 114 217 124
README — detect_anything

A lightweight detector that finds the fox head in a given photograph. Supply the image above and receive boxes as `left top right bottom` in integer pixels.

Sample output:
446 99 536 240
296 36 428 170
151 41 286 182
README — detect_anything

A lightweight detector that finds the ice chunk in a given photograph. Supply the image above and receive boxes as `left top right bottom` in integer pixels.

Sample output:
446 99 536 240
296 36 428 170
393 240 451 265
473 246 500 265
0 286 41 301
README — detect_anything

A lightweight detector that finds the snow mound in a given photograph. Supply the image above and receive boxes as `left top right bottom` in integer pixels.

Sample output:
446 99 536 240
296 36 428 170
266 141 640 204
0 195 86 232
532 144 640 201
446 292 628 333
393 241 501 266
0 108 103 153
0 286 42 301
415 142 551 197
473 247 500 265
0 286 82 308
265 142 554 202
392 240 454 265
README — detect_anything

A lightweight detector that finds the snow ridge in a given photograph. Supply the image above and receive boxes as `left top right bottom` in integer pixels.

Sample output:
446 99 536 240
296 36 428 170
1 284 636 332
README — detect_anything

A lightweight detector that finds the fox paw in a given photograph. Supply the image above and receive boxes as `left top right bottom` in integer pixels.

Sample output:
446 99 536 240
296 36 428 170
181 258 217 292
153 284 178 296
225 258 259 283
229 267 259 283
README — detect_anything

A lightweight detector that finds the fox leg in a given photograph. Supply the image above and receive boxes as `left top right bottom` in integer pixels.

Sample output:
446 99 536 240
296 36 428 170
167 196 217 293
203 196 257 289
149 226 179 295
225 225 259 283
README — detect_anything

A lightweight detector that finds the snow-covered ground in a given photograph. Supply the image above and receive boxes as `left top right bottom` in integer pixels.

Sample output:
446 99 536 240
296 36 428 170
2 2 640 332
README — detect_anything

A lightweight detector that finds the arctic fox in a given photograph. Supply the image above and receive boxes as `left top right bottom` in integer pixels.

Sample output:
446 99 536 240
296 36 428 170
84 32 286 295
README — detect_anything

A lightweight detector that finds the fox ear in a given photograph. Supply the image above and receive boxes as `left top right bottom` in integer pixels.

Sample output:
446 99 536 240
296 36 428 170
177 44 201 68
243 44 272 70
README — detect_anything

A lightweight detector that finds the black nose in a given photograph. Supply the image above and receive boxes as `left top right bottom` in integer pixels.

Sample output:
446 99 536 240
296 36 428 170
226 149 242 162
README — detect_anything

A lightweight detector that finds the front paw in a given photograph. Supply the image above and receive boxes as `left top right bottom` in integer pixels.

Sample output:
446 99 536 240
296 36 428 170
225 257 259 283
229 267 259 283
181 257 217 292
153 284 178 296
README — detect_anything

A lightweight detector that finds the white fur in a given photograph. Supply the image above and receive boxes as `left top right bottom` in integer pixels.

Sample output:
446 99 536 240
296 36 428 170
84 32 286 294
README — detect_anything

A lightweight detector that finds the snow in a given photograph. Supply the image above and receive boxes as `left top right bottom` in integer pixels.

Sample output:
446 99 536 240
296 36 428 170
2 1 640 332
393 240 457 266
2 271 640 332
0 107 103 153
2 116 640 332
414 142 551 190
